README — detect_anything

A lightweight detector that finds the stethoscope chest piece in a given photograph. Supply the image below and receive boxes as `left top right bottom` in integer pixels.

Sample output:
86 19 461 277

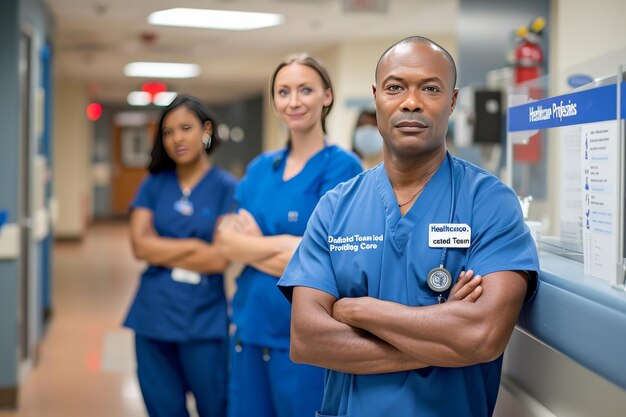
427 265 453 293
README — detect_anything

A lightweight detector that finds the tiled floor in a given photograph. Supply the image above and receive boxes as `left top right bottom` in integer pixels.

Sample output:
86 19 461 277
0 222 150 417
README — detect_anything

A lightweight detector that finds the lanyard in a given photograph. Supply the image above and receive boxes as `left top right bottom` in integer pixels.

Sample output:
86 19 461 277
427 151 456 294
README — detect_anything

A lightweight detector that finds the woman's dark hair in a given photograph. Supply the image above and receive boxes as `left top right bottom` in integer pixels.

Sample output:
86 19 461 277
269 53 334 134
148 94 221 173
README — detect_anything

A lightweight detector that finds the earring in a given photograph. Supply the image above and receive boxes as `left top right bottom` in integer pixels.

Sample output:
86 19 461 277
202 133 211 149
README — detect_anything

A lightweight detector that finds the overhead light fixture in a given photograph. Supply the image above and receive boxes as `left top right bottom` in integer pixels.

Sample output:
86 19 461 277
124 62 200 79
148 8 284 31
127 91 151 106
126 91 178 107
154 92 178 106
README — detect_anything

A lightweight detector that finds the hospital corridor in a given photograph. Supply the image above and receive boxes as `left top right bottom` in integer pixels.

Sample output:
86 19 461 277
0 222 155 417
2 0 626 416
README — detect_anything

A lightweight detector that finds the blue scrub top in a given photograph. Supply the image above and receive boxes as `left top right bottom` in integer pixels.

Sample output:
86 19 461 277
124 167 238 342
279 153 539 417
232 144 362 349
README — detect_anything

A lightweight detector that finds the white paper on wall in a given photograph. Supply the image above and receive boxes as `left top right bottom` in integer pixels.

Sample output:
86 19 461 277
559 125 583 252
581 121 620 283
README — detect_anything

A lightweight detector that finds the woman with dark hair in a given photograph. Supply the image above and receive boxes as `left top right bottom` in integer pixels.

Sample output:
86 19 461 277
125 94 237 417
147 94 222 172
215 54 362 417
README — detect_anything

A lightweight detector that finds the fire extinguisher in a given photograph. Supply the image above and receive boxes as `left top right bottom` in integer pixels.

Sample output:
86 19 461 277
514 17 545 85
513 17 546 163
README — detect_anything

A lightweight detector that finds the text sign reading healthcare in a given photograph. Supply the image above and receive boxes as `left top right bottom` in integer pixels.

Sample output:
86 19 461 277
429 224 471 248
508 84 617 132
508 82 626 286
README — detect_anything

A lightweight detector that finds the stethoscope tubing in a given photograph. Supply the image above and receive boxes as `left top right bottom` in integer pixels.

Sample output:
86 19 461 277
438 151 456 269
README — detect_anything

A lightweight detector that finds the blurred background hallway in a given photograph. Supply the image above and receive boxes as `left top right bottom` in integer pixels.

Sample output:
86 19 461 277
0 222 148 417
2 1 626 416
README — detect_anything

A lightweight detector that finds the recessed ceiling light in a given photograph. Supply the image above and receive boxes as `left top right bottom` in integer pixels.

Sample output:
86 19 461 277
124 62 200 79
154 92 178 106
127 91 151 106
148 8 284 31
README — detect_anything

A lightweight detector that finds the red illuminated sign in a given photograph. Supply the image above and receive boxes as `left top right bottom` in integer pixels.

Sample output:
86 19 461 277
86 103 102 121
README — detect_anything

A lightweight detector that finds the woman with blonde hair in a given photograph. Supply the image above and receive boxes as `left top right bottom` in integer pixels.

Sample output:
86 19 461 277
217 54 362 417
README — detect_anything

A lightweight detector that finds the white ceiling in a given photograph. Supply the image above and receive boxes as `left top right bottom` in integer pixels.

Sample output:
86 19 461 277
44 0 457 104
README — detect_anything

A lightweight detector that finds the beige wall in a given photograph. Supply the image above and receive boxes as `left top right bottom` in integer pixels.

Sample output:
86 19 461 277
327 38 394 150
53 78 92 239
551 0 626 72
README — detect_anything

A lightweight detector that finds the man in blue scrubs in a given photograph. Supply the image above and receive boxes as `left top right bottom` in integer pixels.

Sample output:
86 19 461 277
278 36 539 417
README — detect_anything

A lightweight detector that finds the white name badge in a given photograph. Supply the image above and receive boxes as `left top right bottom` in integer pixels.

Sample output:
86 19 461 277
173 200 194 216
429 223 471 248
171 267 201 285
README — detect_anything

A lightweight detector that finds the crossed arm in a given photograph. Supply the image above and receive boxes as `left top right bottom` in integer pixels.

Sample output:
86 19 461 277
130 208 228 273
214 209 301 277
290 270 528 374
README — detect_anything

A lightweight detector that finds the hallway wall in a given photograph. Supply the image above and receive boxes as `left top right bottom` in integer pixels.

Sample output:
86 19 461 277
495 1 626 416
0 0 54 408
552 0 626 71
0 0 21 403
52 79 91 238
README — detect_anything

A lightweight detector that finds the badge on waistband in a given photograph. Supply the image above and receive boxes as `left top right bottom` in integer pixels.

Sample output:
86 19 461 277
171 267 201 284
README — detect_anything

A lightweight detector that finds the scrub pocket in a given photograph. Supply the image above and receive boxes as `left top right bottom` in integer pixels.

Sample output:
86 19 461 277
316 412 348 417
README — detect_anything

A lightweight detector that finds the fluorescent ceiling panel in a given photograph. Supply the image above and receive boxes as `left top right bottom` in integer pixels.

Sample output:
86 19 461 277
148 8 284 31
154 92 178 106
124 62 200 79
127 91 151 106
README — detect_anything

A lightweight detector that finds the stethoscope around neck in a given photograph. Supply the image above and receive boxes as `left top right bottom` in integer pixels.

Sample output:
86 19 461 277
426 151 457 298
